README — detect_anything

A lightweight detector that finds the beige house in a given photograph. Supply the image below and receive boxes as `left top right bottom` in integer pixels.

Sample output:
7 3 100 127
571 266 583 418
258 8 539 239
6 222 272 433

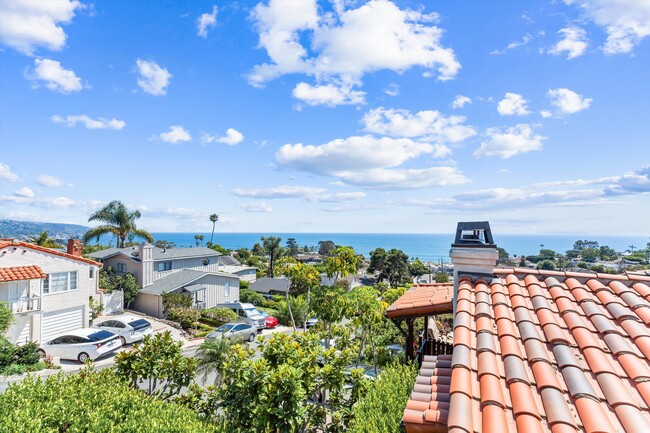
0 239 102 344
89 244 239 318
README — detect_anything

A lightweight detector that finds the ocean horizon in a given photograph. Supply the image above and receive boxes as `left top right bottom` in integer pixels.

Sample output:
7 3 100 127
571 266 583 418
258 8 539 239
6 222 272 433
93 232 649 263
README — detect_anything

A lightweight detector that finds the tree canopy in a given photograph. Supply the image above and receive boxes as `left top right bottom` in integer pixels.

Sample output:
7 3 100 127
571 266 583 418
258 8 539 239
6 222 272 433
83 200 153 248
368 248 410 288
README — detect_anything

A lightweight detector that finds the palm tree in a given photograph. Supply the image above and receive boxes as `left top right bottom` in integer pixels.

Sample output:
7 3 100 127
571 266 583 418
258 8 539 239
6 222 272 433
83 200 153 248
196 338 232 385
29 231 61 248
209 214 219 245
194 234 204 246
262 236 284 277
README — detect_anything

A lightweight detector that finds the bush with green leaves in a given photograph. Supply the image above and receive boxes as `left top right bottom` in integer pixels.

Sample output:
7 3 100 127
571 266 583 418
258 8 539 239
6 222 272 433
0 367 220 432
162 292 193 310
0 302 12 334
201 307 237 325
348 363 417 433
167 307 199 329
275 295 309 327
239 288 264 305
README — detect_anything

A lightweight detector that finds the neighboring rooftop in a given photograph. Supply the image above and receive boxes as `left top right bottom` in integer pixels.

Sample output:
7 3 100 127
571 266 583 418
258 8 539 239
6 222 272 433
0 265 47 282
0 239 101 266
397 268 650 433
386 283 454 319
218 255 241 266
250 277 290 294
87 246 220 261
139 268 238 295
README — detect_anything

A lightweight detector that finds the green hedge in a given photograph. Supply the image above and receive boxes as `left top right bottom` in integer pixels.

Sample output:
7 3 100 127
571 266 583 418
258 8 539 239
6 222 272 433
0 368 222 432
348 363 417 433
201 307 237 324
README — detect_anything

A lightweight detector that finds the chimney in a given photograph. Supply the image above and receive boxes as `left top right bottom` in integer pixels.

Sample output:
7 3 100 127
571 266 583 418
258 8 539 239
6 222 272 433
67 239 82 257
140 243 154 287
449 222 498 314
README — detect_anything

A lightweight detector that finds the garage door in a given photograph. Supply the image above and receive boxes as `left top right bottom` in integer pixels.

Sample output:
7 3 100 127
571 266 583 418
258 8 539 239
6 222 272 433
41 307 84 343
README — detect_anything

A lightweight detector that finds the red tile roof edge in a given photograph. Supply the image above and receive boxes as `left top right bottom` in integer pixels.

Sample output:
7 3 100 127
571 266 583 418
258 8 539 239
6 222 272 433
0 265 47 282
0 239 101 267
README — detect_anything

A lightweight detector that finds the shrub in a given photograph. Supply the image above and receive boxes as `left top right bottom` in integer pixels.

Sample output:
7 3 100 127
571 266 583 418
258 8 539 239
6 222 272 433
0 302 12 334
0 368 220 432
348 363 418 433
239 288 264 305
275 296 309 327
167 307 198 329
201 307 237 324
0 337 14 369
162 292 193 311
12 341 40 366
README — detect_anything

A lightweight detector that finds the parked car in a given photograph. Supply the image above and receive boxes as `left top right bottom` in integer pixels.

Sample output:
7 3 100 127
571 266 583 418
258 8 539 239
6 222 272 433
38 329 123 363
92 315 153 345
206 322 257 342
345 364 381 381
258 310 278 328
216 302 266 330
305 317 318 329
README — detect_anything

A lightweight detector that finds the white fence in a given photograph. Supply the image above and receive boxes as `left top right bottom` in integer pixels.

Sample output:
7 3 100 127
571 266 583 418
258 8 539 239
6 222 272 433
100 291 124 315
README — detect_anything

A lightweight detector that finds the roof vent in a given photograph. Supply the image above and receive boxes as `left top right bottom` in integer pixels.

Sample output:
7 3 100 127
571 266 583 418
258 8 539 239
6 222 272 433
452 221 495 248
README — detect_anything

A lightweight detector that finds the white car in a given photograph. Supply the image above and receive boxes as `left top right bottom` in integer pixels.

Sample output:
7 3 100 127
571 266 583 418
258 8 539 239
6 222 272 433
92 315 153 345
39 328 123 363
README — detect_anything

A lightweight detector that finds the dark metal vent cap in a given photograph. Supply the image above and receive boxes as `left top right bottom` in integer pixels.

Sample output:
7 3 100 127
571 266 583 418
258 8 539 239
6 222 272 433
452 221 496 247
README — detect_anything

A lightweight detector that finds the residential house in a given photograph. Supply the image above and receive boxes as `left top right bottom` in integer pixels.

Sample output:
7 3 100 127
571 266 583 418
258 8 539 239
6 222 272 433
387 222 650 433
88 244 239 318
0 239 102 344
217 255 257 283
250 277 290 295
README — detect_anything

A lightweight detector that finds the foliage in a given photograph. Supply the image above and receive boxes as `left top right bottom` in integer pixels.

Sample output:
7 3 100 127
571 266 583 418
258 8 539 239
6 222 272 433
216 331 365 433
0 302 12 334
348 363 418 433
536 260 557 271
497 247 513 265
581 247 600 262
239 288 264 305
162 292 193 310
538 249 557 260
284 262 321 296
207 243 228 255
209 213 219 245
275 296 309 327
0 368 219 432
155 239 176 249
318 240 336 257
262 236 285 277
573 240 600 251
599 245 618 260
196 337 233 386
195 234 205 246
435 272 450 283
286 237 299 256
28 231 61 248
325 246 358 285
311 285 349 349
114 331 197 401
239 279 250 290
83 200 153 248
408 259 429 277
381 286 406 306
98 268 141 308
347 286 388 371
167 307 199 329
201 307 237 324
368 248 411 288
577 261 590 269
1 338 46 376
89 297 104 322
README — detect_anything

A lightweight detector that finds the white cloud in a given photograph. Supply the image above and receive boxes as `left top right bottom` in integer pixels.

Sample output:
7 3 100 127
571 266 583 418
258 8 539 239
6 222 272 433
331 166 470 190
154 125 192 144
474 124 545 159
24 58 83 93
292 81 366 106
248 0 460 97
135 59 172 96
239 202 273 213
310 192 366 203
0 163 20 182
490 34 532 55
232 185 326 199
37 174 73 188
362 107 476 143
0 0 81 55
548 27 589 59
14 187 34 198
201 128 244 146
537 166 650 196
0 195 76 208
540 110 552 118
384 83 399 96
565 0 650 54
197 5 218 38
497 92 530 116
51 114 126 130
547 88 592 114
451 95 471 109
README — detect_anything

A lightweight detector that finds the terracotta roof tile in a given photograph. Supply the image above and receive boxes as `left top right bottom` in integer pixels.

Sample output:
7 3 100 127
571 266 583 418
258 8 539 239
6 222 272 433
386 283 454 318
0 265 47 282
402 269 650 433
0 239 100 266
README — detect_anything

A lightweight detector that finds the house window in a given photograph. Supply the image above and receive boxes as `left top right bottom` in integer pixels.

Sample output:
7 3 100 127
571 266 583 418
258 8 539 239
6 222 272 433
43 272 78 294
156 261 172 272
116 263 127 273
89 267 95 279
224 281 230 298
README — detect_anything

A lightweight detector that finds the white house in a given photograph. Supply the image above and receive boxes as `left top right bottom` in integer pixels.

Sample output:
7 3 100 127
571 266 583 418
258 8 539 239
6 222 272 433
217 255 258 283
88 244 240 318
0 239 102 344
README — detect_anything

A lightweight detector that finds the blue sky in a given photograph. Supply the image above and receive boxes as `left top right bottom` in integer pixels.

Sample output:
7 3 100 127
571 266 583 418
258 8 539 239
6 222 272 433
0 0 649 235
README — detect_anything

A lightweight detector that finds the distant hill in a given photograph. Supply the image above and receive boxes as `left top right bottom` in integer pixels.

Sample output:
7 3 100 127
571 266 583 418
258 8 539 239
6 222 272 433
0 219 90 241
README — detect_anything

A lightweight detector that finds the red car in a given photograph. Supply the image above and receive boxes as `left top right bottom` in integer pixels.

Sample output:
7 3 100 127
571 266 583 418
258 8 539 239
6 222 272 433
259 310 278 328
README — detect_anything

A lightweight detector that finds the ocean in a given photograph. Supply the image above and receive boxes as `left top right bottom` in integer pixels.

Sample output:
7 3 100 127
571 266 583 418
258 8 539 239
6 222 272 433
97 232 649 263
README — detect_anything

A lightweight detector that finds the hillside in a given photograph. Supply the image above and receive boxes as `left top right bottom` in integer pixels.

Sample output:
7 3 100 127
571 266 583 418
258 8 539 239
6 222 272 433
0 219 90 241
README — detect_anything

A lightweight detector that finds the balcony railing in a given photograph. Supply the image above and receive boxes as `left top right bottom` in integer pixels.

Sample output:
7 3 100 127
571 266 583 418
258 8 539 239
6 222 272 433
417 337 454 367
7 296 41 313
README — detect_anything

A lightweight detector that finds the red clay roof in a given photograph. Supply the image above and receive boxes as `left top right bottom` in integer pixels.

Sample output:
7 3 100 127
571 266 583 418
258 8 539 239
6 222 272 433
386 283 454 319
403 268 650 433
0 265 47 282
0 239 101 267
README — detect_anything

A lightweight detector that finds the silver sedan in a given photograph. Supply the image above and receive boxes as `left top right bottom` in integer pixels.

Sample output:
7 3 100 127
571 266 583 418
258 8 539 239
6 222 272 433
206 322 256 342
